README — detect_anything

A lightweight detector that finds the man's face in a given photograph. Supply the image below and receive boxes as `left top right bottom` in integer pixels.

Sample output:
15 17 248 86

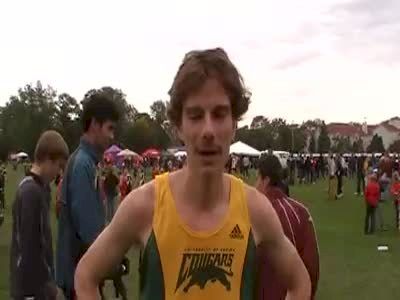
177 79 235 174
93 120 116 151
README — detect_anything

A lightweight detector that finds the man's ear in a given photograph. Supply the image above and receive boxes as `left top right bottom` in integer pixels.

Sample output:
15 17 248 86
175 125 185 145
264 177 271 190
232 121 237 142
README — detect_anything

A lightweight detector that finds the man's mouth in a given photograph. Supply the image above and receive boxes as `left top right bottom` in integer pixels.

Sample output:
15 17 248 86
197 149 220 156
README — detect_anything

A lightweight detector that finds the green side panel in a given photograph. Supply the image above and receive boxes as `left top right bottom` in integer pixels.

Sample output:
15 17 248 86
240 230 256 300
139 230 165 300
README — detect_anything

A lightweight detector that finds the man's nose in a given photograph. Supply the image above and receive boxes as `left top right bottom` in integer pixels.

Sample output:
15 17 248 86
202 114 216 140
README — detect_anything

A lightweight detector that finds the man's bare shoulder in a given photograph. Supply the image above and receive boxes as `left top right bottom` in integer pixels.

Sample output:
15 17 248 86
243 183 273 217
121 180 155 217
242 183 282 245
113 180 156 245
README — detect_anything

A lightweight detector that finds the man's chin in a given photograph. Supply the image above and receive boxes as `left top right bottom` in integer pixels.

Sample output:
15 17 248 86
197 163 224 175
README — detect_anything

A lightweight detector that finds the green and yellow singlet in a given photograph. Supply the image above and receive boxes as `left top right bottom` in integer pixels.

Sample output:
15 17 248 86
139 173 256 300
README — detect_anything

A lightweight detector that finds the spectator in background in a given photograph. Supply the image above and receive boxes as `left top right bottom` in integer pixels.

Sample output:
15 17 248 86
0 165 5 210
119 167 132 202
364 172 380 234
390 171 400 231
335 154 345 199
56 92 119 299
152 160 161 179
242 156 250 177
356 155 366 196
256 154 319 300
103 165 119 222
327 154 336 201
10 130 69 300
379 152 393 201
305 156 312 184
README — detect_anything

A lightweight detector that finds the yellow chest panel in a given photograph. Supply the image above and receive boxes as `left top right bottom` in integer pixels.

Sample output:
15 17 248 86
149 173 253 300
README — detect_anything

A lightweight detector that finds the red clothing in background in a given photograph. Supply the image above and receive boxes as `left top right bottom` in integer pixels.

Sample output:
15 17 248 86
364 181 380 207
391 182 400 205
256 187 319 300
119 174 131 201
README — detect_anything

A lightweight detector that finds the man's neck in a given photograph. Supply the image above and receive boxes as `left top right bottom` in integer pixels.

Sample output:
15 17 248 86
181 168 225 210
82 133 96 147
82 133 102 155
30 164 48 183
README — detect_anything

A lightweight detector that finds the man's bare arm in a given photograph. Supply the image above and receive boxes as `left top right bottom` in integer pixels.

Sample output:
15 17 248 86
74 182 154 299
247 187 311 300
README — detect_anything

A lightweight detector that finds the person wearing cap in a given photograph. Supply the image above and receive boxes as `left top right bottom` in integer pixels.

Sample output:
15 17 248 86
255 154 319 299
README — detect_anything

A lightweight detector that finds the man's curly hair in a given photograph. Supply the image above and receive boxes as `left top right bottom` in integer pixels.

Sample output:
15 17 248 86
167 48 251 126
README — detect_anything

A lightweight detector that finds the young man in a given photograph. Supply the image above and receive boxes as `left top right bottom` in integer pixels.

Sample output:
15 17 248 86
10 130 69 300
75 48 311 299
56 92 119 299
255 155 319 299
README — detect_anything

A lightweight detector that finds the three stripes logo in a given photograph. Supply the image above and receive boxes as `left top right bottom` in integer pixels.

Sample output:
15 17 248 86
229 224 244 240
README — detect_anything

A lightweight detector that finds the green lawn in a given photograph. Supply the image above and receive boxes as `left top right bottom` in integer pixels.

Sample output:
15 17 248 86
0 167 399 299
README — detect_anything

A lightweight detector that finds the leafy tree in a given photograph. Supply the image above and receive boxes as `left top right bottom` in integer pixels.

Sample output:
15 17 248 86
389 140 400 153
309 135 317 153
318 123 331 153
1 81 58 156
150 100 168 125
54 93 81 150
123 113 170 153
367 134 385 153
352 138 364 153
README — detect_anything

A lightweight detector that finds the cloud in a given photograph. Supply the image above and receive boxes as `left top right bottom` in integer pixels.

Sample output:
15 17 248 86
325 0 400 65
273 51 322 70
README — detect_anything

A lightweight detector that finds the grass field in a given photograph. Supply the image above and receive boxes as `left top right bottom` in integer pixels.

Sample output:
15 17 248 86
1 166 400 299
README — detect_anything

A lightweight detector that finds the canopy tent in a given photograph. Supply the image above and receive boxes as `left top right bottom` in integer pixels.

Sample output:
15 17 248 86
15 152 28 158
142 148 161 158
105 145 122 154
10 152 29 160
174 150 187 157
117 149 140 157
230 141 261 156
104 145 122 164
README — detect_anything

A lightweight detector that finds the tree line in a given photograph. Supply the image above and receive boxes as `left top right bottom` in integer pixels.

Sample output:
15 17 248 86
0 81 397 161
0 81 172 160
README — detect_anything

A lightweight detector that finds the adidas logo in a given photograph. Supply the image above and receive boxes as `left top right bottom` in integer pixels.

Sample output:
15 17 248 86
229 224 244 240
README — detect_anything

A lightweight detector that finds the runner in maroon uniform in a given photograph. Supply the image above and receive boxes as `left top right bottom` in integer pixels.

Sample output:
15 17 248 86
256 154 320 299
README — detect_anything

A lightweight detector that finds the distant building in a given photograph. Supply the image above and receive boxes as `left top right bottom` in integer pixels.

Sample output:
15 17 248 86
326 117 400 151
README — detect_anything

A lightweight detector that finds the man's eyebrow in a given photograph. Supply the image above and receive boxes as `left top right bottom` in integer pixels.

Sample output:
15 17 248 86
213 104 231 111
184 106 203 114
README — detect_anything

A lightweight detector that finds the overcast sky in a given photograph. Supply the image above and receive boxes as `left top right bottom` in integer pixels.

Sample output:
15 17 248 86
0 0 399 125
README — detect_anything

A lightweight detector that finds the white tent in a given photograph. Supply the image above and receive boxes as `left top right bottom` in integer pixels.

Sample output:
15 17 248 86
230 141 261 156
117 149 139 157
174 150 187 157
15 152 28 158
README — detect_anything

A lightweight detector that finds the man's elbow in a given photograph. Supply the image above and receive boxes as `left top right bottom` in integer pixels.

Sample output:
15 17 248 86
287 264 311 300
74 259 100 299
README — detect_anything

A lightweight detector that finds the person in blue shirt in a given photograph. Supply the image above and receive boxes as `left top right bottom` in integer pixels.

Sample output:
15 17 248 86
56 92 120 299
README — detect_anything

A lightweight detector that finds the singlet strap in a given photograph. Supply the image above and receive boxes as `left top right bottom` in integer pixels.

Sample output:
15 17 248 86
228 175 250 224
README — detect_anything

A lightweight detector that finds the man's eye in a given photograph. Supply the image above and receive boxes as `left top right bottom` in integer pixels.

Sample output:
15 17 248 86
188 114 202 120
214 111 228 119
